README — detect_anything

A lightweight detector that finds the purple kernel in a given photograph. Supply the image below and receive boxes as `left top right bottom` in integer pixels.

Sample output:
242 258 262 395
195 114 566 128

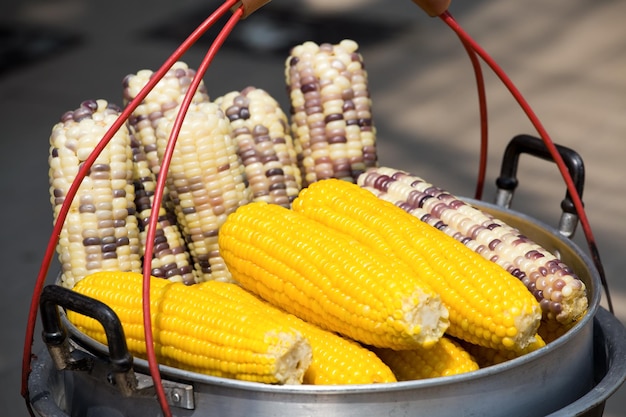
448 199 465 209
488 239 501 251
102 251 117 260
300 83 317 93
550 301 563 314
101 243 117 253
83 237 100 246
373 174 391 191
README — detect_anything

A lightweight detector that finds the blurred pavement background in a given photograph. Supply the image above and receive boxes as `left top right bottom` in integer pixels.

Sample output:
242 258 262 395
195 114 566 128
1 0 624 415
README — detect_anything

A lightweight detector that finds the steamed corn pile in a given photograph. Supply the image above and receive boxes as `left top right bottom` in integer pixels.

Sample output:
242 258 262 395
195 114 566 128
48 40 588 386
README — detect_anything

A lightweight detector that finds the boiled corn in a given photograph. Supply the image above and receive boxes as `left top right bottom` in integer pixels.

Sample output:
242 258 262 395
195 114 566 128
123 61 210 178
216 86 302 207
218 201 450 350
285 40 377 186
155 101 250 282
293 179 542 351
67 271 312 384
48 99 141 288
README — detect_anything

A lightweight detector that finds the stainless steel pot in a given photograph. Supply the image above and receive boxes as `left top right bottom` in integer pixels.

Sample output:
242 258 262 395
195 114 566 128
30 199 611 417
28 307 626 417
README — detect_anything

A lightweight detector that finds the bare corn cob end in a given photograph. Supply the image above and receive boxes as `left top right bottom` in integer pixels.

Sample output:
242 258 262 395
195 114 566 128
373 336 479 380
216 86 302 207
460 334 546 368
293 179 542 351
48 99 141 288
197 281 397 385
358 167 588 325
285 39 378 186
67 271 312 384
218 201 450 350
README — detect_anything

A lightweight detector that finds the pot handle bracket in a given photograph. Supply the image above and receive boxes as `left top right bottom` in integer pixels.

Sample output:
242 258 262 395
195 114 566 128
494 134 585 239
39 284 138 396
39 284 196 409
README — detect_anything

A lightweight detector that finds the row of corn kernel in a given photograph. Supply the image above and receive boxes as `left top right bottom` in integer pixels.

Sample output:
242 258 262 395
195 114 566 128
359 167 588 324
48 100 142 288
129 133 197 284
216 86 302 208
285 40 378 186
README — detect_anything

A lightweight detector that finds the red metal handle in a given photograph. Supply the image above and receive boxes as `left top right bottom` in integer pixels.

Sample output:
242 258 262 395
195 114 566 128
411 0 451 16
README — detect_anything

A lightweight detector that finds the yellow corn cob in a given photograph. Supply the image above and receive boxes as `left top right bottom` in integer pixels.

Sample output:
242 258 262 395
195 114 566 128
359 167 588 324
123 61 210 178
216 86 302 208
460 334 546 368
197 281 397 384
292 179 542 351
218 201 449 350
285 40 377 187
372 336 479 380
66 271 312 384
155 101 250 283
48 99 141 288
129 133 197 284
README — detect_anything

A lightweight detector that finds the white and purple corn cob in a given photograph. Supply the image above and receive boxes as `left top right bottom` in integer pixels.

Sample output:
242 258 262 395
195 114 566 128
122 61 210 178
48 99 142 288
216 86 302 208
285 40 378 186
154 101 249 283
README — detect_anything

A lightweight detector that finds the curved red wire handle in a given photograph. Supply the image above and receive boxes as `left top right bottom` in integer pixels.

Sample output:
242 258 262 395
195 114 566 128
141 6 244 417
459 38 488 200
439 10 613 312
22 1 243 416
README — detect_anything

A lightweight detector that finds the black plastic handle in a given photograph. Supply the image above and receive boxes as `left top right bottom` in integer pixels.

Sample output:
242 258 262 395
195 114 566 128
495 134 585 237
39 284 136 394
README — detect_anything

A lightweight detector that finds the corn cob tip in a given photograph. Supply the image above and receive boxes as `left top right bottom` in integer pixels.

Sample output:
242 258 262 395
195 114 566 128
263 331 313 384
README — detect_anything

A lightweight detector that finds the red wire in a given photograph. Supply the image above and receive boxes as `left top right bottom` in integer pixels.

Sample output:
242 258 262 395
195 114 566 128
21 0 241 407
459 38 488 200
141 5 243 417
439 11 613 312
